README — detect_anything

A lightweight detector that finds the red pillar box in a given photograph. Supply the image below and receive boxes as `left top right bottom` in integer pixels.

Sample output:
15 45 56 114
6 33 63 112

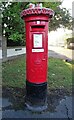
21 4 54 111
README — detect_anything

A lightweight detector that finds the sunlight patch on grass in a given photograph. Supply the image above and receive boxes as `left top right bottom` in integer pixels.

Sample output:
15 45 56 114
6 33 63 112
48 58 72 91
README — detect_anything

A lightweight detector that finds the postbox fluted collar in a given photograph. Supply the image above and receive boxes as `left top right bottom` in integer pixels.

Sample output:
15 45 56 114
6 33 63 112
21 7 54 19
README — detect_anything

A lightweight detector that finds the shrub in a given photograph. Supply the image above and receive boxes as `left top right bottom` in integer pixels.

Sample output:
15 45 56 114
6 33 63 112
65 37 74 45
9 32 23 42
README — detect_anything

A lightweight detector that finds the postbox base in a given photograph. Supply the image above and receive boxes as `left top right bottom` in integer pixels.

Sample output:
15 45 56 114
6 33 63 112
25 102 47 112
25 81 47 112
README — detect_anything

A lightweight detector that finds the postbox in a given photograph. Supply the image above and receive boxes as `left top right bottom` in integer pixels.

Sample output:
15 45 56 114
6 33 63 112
21 3 54 111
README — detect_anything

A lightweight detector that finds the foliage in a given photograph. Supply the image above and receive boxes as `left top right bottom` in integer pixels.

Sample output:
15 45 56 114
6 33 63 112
42 2 72 31
65 37 74 45
1 2 27 44
1 2 72 45
49 7 72 31
9 32 23 41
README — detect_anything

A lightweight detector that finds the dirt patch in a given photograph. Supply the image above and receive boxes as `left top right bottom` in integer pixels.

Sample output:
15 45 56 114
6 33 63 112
2 86 72 112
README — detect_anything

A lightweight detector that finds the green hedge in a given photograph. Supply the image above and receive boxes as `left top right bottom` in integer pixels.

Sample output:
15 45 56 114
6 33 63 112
66 37 74 45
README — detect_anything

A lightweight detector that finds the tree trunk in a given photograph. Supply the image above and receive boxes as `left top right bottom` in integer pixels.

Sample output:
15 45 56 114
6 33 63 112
2 36 7 62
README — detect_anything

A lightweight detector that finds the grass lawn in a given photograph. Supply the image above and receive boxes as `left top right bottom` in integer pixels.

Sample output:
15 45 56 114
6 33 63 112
2 55 73 92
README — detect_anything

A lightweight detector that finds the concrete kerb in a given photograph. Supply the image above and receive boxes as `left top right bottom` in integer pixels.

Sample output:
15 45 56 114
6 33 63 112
0 46 74 61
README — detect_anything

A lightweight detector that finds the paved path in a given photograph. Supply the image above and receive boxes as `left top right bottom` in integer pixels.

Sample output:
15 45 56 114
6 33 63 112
48 46 73 60
0 46 73 60
1 96 72 119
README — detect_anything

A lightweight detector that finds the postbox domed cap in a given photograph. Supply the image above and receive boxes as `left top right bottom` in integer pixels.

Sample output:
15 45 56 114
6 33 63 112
21 7 54 19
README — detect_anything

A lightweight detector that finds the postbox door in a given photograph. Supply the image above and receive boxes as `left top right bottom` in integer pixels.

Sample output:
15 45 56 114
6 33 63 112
28 32 48 84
